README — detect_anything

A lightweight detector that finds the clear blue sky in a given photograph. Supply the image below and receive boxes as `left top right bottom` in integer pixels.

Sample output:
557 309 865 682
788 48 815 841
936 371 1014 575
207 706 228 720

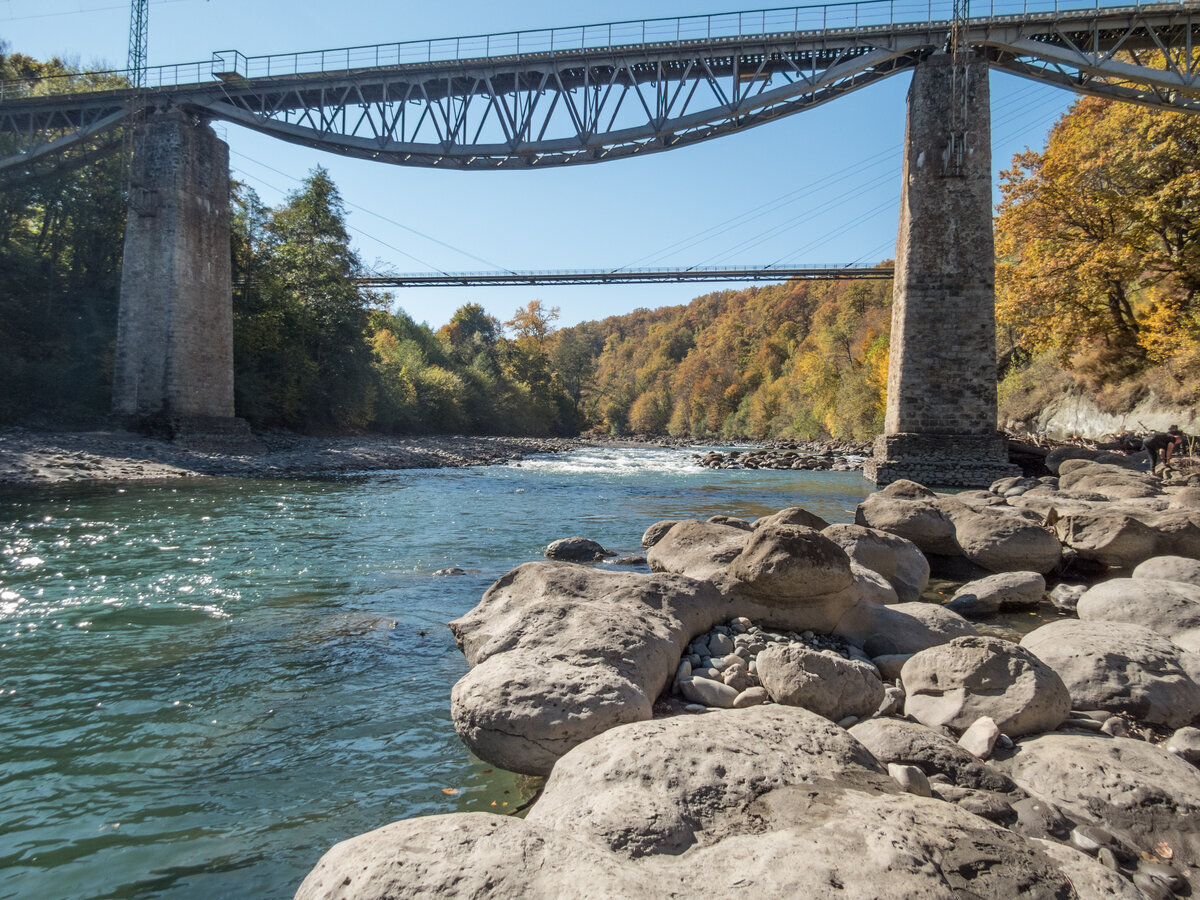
1 0 1075 328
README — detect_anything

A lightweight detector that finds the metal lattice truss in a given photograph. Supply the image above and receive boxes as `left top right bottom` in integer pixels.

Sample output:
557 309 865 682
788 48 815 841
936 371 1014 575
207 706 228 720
0 2 1197 172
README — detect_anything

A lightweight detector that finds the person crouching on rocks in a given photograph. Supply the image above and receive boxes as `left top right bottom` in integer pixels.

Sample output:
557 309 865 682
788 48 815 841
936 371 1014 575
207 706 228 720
1143 425 1184 475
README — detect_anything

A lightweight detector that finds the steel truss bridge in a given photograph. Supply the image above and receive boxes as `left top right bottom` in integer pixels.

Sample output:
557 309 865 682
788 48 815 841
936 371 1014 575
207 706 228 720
358 264 895 288
1 0 1199 175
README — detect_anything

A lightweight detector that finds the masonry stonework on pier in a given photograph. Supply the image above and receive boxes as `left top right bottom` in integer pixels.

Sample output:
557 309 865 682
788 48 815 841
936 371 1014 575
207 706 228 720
111 107 246 437
865 53 1019 488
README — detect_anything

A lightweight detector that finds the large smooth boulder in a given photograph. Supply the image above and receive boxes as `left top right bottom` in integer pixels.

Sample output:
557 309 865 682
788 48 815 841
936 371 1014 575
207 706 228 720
997 732 1200 867
821 523 930 603
855 480 959 556
752 506 830 532
1142 509 1200 558
1077 577 1200 642
849 717 1019 794
946 506 1062 575
1020 619 1200 728
295 814 648 899
723 524 862 633
728 524 853 598
645 520 748 581
527 705 891 857
755 644 884 720
1057 461 1160 499
1054 510 1161 569
1134 555 1200 586
946 571 1045 617
901 636 1071 736
834 600 976 658
449 563 729 775
1030 839 1144 899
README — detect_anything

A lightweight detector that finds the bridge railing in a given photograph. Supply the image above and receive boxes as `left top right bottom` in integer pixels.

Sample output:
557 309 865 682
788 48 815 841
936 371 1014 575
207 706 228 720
0 0 1179 100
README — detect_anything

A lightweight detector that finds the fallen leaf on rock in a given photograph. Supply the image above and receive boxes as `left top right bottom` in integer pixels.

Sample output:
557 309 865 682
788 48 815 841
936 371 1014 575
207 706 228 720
1157 841 1174 859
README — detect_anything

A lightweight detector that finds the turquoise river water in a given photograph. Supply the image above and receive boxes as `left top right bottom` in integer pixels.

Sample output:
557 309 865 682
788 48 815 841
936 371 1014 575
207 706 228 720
0 446 873 899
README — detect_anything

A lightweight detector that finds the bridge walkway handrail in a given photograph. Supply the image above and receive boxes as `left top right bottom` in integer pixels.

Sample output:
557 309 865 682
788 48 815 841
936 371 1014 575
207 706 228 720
0 0 1189 101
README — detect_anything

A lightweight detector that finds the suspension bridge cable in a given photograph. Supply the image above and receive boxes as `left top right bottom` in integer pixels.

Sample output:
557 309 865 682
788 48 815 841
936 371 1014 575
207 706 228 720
230 149 519 275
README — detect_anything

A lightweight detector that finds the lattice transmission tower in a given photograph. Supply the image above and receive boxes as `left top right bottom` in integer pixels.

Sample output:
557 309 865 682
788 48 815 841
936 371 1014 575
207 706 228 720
128 0 149 88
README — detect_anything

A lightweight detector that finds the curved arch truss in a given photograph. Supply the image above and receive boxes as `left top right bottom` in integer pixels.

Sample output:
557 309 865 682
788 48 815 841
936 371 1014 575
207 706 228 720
0 2 1197 172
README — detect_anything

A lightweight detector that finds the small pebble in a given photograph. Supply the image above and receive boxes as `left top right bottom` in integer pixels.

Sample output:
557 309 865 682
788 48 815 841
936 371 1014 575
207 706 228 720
836 715 858 729
1100 716 1127 737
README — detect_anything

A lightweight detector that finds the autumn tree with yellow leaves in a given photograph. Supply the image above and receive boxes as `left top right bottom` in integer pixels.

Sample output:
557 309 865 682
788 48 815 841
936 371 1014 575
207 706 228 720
996 96 1200 396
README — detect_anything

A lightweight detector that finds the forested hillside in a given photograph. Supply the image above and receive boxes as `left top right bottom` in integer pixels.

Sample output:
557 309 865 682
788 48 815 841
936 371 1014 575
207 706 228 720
553 278 891 440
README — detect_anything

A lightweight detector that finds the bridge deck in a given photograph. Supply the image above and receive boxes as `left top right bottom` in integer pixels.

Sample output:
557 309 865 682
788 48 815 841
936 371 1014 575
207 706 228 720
358 264 896 287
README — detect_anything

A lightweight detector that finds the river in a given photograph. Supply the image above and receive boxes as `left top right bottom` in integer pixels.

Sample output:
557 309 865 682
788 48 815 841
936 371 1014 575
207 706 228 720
0 446 873 899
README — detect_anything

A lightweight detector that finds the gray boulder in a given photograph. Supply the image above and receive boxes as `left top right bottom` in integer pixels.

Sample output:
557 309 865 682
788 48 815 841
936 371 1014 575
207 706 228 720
901 636 1071 737
527 705 891 857
946 505 1062 575
728 524 853 599
1077 577 1200 642
751 506 830 532
1054 510 1161 569
295 814 648 899
1020 619 1200 729
755 644 884 721
1030 839 1145 899
545 536 611 562
449 563 729 775
1167 726 1200 765
640 519 678 549
645 520 748 581
997 732 1200 867
1134 555 1200 586
834 600 976 658
848 717 1019 794
821 523 930 603
854 480 959 556
946 571 1045 617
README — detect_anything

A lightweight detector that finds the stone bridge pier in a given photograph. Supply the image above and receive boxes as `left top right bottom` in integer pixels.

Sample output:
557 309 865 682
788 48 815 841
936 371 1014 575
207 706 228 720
112 106 246 437
865 53 1018 488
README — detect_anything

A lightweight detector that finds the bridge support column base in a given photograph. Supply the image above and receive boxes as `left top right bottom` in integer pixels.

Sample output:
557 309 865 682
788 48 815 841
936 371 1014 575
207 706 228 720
113 412 253 442
865 433 1018 488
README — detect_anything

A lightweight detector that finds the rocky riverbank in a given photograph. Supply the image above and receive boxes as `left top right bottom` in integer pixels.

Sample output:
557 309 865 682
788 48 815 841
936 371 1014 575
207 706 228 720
298 446 1200 898
0 427 582 485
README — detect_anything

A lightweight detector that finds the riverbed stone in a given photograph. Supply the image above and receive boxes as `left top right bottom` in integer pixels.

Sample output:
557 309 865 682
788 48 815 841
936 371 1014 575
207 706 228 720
544 536 611 562
821 523 930 603
641 519 678 549
996 732 1200 869
1134 554 1200 587
848 717 1019 794
294 814 649 899
526 705 892 857
901 636 1071 737
679 675 739 708
854 480 959 556
1020 619 1200 729
1029 839 1145 899
1167 726 1200 765
945 505 1062 575
449 562 731 775
834 600 976 657
946 572 1045 617
645 520 748 581
755 643 884 721
751 506 830 532
1077 577 1200 642
1054 510 1161 569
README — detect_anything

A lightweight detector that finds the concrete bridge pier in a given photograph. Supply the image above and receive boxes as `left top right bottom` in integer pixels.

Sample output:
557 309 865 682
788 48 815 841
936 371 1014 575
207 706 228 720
112 106 247 437
865 53 1018 488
